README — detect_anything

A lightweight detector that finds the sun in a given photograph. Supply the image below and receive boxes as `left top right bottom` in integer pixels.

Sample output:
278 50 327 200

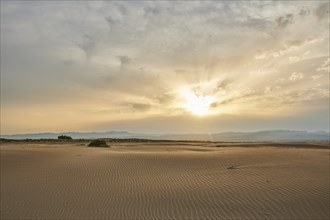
182 93 216 116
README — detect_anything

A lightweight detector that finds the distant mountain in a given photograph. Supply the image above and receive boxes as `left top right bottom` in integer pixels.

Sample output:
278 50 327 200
159 130 330 142
1 130 329 142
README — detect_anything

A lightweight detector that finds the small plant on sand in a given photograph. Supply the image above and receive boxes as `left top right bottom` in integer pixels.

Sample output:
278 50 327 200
58 135 73 140
88 139 109 147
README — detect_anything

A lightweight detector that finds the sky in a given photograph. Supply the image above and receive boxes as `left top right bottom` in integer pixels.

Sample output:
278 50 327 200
0 1 329 134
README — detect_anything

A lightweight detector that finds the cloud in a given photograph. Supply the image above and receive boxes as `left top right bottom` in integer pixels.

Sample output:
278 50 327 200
144 6 161 17
153 93 175 105
106 101 152 113
77 35 95 59
299 8 310 17
118 55 132 67
131 103 151 111
315 3 329 21
276 14 294 29
317 58 330 72
289 51 310 64
256 37 321 59
60 60 74 66
105 16 117 26
1 1 329 133
311 74 324 80
289 72 304 81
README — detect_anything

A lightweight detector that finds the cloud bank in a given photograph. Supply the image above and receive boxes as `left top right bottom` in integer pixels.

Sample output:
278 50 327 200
1 1 329 134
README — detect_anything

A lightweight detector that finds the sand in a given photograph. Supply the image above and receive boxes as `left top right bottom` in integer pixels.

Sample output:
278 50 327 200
1 142 329 219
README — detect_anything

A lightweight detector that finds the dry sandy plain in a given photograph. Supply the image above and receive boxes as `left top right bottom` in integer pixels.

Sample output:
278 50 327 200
1 141 329 220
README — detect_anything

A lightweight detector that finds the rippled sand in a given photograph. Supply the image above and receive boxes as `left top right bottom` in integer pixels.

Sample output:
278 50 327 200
1 142 329 219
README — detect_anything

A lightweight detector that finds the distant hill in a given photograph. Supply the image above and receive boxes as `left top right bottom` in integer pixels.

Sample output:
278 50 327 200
1 130 329 142
0 131 138 140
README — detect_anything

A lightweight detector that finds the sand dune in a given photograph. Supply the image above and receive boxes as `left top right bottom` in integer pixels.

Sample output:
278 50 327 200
1 142 329 219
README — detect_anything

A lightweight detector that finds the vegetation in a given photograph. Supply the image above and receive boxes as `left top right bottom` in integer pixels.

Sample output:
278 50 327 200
57 135 73 140
88 139 109 147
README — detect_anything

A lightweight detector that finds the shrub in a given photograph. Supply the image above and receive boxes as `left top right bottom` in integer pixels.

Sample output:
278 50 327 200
58 135 73 140
88 140 109 147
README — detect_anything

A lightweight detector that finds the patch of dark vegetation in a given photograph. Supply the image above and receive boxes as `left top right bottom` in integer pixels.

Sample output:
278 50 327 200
88 140 109 148
58 135 73 140
215 145 227 147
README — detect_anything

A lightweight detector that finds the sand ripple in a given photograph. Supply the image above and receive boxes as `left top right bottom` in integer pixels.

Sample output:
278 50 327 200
1 145 329 219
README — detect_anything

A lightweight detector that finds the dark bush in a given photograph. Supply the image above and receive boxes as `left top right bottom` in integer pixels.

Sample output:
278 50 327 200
58 135 73 140
88 140 109 147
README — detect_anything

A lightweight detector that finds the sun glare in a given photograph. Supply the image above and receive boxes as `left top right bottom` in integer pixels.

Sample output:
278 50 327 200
182 90 216 116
